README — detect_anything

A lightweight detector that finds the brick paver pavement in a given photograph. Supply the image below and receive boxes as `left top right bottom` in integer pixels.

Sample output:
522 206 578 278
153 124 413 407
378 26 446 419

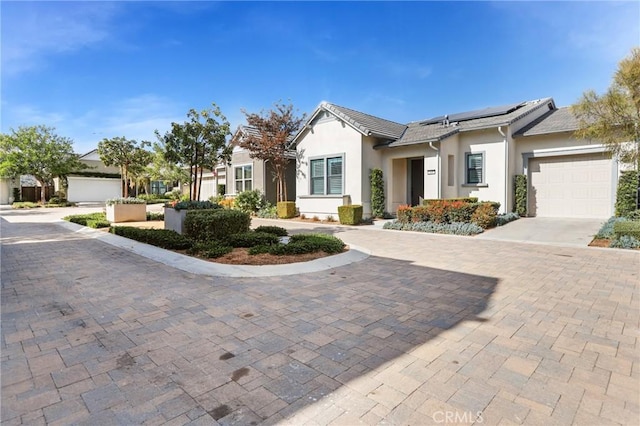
1 211 639 425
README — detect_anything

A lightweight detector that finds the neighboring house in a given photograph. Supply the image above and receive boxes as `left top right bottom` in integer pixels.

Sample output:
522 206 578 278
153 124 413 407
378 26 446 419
56 149 122 202
294 99 618 219
224 125 296 204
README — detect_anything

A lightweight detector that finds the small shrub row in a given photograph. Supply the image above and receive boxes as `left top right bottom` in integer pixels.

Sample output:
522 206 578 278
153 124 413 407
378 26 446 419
609 235 640 249
63 213 110 229
496 212 520 226
266 233 345 255
105 197 146 206
226 232 279 248
594 217 629 239
184 209 251 241
254 226 288 237
423 197 478 205
12 202 40 209
383 220 484 235
110 227 192 249
613 220 640 240
138 194 171 204
146 211 164 221
169 200 220 211
397 200 499 229
187 241 233 258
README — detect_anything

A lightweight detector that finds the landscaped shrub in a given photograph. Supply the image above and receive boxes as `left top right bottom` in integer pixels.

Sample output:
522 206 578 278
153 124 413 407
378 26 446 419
64 212 111 229
217 184 226 197
615 170 639 217
110 227 192 249
248 245 272 255
396 205 413 224
219 198 235 209
226 232 279 248
370 168 385 218
609 235 640 249
471 203 498 229
254 226 288 237
595 217 628 239
411 205 430 222
423 197 478 205
496 212 520 226
613 220 640 240
235 189 265 213
383 220 483 235
268 233 345 255
170 200 220 211
514 174 527 216
105 197 146 206
625 210 640 221
146 211 164 221
138 194 171 204
12 202 40 209
184 209 251 242
257 203 278 219
445 201 477 223
338 205 363 225
277 201 296 219
187 241 233 258
425 201 448 223
12 188 21 202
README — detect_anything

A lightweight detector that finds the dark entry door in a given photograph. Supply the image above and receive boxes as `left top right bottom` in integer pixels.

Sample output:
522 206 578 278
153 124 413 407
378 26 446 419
410 158 424 206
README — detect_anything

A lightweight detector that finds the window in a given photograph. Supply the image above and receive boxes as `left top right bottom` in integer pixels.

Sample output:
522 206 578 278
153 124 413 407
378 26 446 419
465 153 484 184
310 155 343 195
234 164 252 193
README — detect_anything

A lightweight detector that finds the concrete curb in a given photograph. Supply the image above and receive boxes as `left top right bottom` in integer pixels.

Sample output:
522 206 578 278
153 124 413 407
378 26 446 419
55 220 371 277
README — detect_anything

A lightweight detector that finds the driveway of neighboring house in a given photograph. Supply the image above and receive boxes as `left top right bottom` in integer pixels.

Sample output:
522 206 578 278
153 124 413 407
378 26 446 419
475 217 606 247
1 209 638 425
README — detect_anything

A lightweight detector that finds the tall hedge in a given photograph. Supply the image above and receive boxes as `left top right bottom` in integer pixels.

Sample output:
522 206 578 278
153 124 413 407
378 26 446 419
370 168 385 218
615 170 639 217
184 209 250 241
514 174 527 216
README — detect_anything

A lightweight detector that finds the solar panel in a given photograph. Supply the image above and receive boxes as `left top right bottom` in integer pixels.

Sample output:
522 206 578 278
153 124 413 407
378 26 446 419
420 102 525 126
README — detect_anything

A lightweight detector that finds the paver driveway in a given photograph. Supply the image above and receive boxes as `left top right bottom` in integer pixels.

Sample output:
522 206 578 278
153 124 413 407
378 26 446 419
1 210 639 425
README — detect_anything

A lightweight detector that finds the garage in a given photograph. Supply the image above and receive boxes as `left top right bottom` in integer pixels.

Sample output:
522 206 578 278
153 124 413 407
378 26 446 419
528 153 614 218
66 176 121 202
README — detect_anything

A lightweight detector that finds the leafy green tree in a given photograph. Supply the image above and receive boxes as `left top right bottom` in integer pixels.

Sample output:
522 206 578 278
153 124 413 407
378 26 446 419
573 47 640 167
146 141 189 191
97 137 152 197
0 125 87 202
239 102 306 202
156 104 232 201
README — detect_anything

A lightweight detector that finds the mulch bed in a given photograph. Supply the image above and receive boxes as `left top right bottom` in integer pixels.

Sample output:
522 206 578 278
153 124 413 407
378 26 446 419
206 247 342 265
588 238 610 248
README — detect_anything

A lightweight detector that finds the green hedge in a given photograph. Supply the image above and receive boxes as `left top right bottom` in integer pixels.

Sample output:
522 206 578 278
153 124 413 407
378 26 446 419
64 212 110 229
277 201 296 219
370 168 385 218
338 205 362 225
615 170 639 217
471 202 498 229
110 227 192 249
423 197 478 205
254 226 288 236
184 209 251 242
171 200 221 211
226 231 279 248
187 241 233 258
514 174 527 216
613 220 640 240
268 233 345 255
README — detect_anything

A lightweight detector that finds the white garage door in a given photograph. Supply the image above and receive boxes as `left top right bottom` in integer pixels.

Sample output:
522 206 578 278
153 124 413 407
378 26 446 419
67 177 121 202
529 153 613 218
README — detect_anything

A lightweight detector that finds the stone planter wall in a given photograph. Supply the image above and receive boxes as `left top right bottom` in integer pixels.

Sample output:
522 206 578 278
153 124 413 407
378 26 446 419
106 203 147 223
164 207 187 234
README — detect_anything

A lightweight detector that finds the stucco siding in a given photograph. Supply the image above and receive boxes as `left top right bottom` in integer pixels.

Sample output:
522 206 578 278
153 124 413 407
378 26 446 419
514 132 599 171
226 150 265 196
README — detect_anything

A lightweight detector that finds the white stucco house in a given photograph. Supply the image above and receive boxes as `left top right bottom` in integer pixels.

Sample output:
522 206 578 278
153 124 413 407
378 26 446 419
56 149 122 202
293 98 619 219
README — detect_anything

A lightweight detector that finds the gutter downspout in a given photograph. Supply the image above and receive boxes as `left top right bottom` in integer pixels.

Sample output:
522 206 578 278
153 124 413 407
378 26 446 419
428 141 441 199
498 126 507 214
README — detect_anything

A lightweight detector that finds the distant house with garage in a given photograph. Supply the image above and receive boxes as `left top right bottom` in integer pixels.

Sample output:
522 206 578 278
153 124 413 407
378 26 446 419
293 98 619 219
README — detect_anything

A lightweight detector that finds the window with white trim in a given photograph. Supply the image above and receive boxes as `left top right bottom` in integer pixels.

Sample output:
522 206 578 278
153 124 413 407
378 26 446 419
310 155 343 195
465 153 484 184
234 164 252 193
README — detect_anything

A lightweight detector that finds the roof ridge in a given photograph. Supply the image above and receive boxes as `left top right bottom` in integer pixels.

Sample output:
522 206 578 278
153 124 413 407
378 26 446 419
324 102 406 127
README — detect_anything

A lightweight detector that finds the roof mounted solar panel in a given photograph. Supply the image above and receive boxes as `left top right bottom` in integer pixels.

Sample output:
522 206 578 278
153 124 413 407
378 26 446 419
419 102 526 126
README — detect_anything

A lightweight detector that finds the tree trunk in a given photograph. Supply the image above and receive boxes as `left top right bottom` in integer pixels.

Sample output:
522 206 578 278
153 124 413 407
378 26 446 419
197 166 204 201
37 177 46 203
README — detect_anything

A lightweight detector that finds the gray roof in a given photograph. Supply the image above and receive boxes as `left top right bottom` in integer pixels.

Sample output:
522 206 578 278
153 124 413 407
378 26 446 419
322 103 407 140
387 98 555 148
513 107 579 137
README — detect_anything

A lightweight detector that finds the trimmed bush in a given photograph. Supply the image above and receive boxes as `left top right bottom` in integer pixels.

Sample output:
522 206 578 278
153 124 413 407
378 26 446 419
445 201 478 223
64 212 111 229
235 189 265 213
146 211 164 221
338 205 363 225
370 168 385 218
471 202 498 229
595 217 628 239
383 220 483 235
609 235 640 249
411 205 430 222
277 201 296 219
514 174 527 216
12 202 40 209
226 232 279 248
268 233 345 255
396 205 413 224
496 212 520 226
248 244 272 255
615 170 639 217
257 203 277 219
625 210 640 221
613 220 640 240
187 241 233 258
184 209 251 242
105 197 145 206
171 200 221 211
254 226 288 237
425 201 448 223
424 197 478 205
110 227 192 250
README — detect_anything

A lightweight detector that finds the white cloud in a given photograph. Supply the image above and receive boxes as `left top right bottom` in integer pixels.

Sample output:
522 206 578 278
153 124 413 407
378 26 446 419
1 2 121 75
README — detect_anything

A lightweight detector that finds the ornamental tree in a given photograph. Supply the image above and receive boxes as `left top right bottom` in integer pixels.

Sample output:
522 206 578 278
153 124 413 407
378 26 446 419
239 102 306 202
156 104 232 201
97 137 152 197
0 125 87 202
573 47 640 168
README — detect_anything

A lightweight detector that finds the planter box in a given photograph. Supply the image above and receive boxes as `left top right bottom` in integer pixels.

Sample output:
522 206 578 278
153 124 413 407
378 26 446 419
164 207 187 234
106 203 146 223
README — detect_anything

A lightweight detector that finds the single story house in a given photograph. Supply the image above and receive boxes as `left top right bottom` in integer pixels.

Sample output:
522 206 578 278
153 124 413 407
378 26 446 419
56 149 122 202
293 98 619 219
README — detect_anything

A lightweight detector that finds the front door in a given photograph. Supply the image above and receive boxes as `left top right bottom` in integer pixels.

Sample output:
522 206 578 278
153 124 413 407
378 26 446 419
410 158 424 206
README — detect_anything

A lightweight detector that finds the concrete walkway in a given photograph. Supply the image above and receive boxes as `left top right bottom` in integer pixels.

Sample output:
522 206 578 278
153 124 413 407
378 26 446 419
1 208 639 425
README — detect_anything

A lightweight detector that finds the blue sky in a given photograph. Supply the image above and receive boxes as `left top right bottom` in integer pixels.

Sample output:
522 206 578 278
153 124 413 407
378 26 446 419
2 1 639 154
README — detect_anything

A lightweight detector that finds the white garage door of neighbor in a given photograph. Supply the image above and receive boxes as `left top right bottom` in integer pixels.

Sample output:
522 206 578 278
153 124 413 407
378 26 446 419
67 177 121 202
529 153 613 218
